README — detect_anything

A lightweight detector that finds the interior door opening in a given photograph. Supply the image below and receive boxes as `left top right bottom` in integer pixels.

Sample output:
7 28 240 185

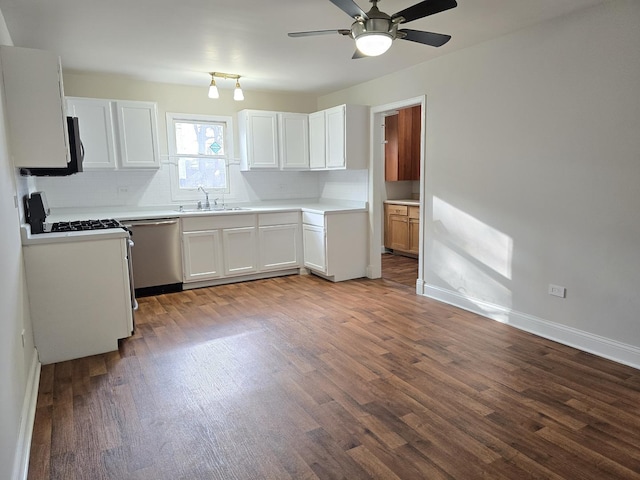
368 96 426 293
381 105 421 287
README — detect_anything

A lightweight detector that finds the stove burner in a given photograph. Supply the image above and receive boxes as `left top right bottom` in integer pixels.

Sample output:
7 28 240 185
50 219 124 232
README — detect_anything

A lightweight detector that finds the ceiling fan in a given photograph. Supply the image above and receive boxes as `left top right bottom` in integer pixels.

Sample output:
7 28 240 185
288 0 457 58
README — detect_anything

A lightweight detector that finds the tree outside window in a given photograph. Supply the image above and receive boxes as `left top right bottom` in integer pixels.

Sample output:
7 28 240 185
167 113 232 197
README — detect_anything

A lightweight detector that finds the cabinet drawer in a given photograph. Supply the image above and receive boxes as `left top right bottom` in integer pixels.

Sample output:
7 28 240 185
182 216 215 232
386 204 408 216
408 206 420 219
302 211 324 227
182 214 255 232
259 211 300 226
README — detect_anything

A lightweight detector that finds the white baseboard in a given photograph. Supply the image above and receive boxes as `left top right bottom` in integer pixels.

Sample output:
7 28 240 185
12 349 40 480
422 283 640 371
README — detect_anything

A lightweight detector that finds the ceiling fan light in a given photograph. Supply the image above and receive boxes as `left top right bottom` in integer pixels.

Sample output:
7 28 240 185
208 77 219 99
233 80 244 101
355 32 393 56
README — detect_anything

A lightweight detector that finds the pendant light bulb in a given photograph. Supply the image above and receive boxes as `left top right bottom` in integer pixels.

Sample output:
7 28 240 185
208 76 219 99
233 80 244 101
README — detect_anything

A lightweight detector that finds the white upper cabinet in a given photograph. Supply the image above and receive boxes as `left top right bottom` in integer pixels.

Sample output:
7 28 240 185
239 110 310 171
66 97 116 170
326 105 347 169
239 110 280 170
309 104 368 170
114 101 160 169
66 97 160 170
279 112 309 170
308 110 326 170
239 105 367 171
0 46 69 169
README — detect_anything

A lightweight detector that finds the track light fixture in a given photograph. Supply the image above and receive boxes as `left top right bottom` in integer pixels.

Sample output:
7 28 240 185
208 75 219 99
207 72 244 101
233 80 244 101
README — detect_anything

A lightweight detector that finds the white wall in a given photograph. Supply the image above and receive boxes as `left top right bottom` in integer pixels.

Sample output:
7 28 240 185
36 73 368 208
321 0 640 366
0 9 38 480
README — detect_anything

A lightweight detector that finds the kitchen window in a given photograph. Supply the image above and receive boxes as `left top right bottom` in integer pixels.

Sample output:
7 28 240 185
167 113 234 201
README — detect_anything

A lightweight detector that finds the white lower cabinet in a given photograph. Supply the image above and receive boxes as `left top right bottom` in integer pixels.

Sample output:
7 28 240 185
222 227 257 276
181 209 365 286
182 230 223 281
258 212 301 271
23 235 134 364
182 215 255 283
302 211 368 282
302 224 326 273
182 212 300 287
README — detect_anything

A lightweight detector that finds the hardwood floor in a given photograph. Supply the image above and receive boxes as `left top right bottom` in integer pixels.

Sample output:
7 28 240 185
28 267 640 479
381 253 418 288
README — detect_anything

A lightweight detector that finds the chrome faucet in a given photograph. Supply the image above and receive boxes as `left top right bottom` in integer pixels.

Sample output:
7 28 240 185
198 186 210 209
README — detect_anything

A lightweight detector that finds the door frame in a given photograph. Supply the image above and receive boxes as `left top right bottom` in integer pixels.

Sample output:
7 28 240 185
367 95 426 293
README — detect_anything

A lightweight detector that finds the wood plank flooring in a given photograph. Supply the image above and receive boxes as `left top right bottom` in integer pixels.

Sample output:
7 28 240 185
382 253 418 288
28 260 640 479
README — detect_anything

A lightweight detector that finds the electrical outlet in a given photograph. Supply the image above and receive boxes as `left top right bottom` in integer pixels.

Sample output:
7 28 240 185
548 284 566 298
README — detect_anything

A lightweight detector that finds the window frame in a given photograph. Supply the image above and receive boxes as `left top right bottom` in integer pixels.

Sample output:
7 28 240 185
166 112 234 202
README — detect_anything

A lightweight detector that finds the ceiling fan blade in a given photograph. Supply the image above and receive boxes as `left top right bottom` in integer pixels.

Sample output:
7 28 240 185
398 29 452 47
392 0 457 24
288 29 351 37
329 0 367 19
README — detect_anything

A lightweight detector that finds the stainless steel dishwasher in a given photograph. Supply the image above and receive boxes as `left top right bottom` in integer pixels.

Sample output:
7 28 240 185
123 218 183 297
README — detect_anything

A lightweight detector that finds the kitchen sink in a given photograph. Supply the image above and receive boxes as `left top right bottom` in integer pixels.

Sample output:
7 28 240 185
175 206 251 213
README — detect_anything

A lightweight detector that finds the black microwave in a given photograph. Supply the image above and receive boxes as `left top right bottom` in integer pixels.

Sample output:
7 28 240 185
20 116 84 176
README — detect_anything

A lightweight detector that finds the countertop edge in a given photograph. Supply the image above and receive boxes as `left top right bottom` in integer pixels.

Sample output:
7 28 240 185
21 225 130 246
383 199 420 206
45 201 368 223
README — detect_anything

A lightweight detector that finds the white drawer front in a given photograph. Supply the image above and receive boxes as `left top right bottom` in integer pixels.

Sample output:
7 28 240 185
181 216 216 232
182 214 256 232
259 211 300 226
302 211 324 227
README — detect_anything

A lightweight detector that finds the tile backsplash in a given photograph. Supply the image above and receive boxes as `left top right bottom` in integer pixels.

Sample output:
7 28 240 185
34 163 368 208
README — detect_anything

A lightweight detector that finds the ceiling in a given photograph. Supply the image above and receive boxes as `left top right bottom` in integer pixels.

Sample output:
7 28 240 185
0 0 606 96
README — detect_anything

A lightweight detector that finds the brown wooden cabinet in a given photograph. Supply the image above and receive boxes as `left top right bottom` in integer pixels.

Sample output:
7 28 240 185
408 206 420 254
385 105 421 181
384 203 419 256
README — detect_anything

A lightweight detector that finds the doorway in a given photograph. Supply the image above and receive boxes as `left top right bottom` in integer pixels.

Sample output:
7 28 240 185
367 96 426 293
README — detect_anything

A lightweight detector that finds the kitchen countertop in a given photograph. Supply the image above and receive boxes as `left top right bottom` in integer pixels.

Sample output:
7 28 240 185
21 225 130 245
44 199 368 223
22 199 368 245
383 199 419 206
